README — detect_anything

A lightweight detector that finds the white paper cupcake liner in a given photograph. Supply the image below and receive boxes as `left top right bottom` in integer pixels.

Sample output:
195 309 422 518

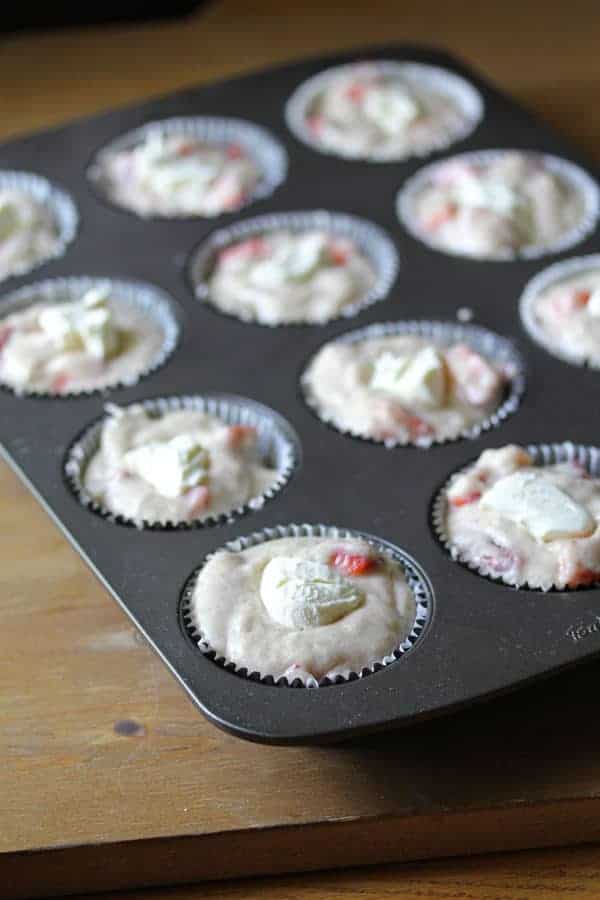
397 149 600 261
64 394 300 530
301 319 525 448
87 116 288 219
285 60 484 162
0 170 78 281
519 254 600 369
188 209 399 326
0 276 180 398
432 441 600 591
180 522 433 687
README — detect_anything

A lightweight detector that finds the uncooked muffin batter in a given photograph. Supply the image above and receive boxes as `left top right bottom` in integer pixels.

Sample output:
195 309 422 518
95 131 260 218
407 152 585 259
293 61 480 161
83 405 279 525
206 228 377 325
444 445 600 589
0 283 167 395
190 535 417 682
303 333 508 445
0 187 61 280
525 264 600 366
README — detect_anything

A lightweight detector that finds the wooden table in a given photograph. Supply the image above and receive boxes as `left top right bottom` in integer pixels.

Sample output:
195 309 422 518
3 2 600 898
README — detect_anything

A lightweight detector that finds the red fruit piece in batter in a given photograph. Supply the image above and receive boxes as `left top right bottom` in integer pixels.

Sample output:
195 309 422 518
567 566 600 589
51 372 71 394
345 82 367 102
0 325 13 352
449 491 482 507
329 551 378 576
424 203 458 231
227 424 257 450
218 237 266 264
186 485 211 518
307 114 325 135
226 143 244 159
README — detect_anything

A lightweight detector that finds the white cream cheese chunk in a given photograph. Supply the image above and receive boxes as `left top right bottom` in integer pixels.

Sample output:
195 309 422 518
38 286 120 360
260 557 364 629
362 86 421 134
248 233 328 289
480 470 595 542
370 346 447 409
123 433 210 499
453 176 534 238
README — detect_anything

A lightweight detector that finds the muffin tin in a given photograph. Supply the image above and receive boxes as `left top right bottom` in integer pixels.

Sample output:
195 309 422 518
1 44 600 745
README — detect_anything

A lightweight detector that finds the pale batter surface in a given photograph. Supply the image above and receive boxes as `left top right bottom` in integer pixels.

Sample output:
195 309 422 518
303 333 508 445
96 131 260 217
527 267 600 365
191 535 417 682
0 187 61 280
296 61 478 161
444 445 600 589
207 228 377 325
83 406 279 526
0 285 166 395
409 152 585 259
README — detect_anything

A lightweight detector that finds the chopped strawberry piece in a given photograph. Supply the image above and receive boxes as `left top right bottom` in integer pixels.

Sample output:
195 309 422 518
574 289 591 306
567 566 600 589
227 424 257 450
345 81 367 103
552 289 591 316
176 141 198 157
328 241 351 266
479 543 518 575
405 413 434 440
449 491 482 507
329 551 378 576
445 344 502 407
218 237 267 264
424 203 458 231
307 114 325 136
223 190 245 211
51 372 71 394
0 325 13 352
227 143 244 160
186 485 211 518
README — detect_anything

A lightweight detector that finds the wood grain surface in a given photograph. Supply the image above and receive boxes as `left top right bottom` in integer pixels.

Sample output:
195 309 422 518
2 1 600 898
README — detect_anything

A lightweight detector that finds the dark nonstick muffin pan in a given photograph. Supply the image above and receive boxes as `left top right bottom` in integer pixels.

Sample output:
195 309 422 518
2 44 600 745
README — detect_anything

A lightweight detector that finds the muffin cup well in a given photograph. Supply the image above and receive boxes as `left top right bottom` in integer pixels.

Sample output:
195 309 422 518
64 394 301 530
180 522 433 687
187 209 399 326
284 60 484 162
301 319 526 448
87 116 288 219
520 254 600 369
432 441 600 591
397 149 600 261
0 170 78 281
0 276 180 398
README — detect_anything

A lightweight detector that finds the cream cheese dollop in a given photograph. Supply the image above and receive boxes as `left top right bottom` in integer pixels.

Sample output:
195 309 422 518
247 233 328 289
123 433 210 499
452 174 535 240
38 285 120 360
136 134 225 199
370 345 447 409
586 287 600 318
260 556 364 629
362 85 422 134
480 470 595 542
